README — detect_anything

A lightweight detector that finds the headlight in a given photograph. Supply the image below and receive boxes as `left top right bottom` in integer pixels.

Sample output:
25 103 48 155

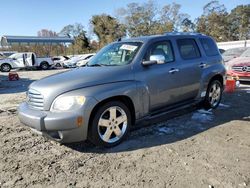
225 65 231 71
51 96 85 111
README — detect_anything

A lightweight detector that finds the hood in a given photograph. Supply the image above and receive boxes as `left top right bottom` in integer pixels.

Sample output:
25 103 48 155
222 55 236 62
30 66 134 110
226 57 250 67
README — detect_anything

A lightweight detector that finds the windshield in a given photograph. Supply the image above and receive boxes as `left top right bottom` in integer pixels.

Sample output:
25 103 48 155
223 48 247 56
9 54 17 58
87 42 142 66
240 48 250 57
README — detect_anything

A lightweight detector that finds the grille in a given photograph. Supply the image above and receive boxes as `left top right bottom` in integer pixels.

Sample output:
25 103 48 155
232 66 250 72
27 89 44 110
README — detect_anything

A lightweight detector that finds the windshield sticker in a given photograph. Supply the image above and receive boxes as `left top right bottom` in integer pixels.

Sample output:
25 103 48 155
120 44 138 51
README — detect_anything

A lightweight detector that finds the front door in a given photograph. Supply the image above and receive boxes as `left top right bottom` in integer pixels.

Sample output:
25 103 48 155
138 40 188 111
25 53 35 66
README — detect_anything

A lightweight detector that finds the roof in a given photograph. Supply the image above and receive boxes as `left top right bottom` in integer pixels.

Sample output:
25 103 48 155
120 32 208 43
1 35 74 46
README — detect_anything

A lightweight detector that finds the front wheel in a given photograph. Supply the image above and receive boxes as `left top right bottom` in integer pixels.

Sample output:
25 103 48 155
1 63 11 72
88 101 131 147
204 80 223 109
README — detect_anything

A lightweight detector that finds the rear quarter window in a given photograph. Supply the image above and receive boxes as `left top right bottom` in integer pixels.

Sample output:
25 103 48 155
200 38 219 56
177 39 201 60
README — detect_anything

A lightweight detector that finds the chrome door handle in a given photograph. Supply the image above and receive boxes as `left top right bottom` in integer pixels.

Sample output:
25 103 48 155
169 68 179 74
199 63 207 68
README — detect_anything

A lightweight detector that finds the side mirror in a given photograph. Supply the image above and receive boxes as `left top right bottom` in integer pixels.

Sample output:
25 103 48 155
150 55 165 64
142 55 166 66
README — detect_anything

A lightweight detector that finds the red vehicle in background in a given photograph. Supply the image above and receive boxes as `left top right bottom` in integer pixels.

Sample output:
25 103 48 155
226 48 250 82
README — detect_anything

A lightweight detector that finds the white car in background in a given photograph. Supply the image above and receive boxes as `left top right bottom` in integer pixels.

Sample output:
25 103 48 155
63 54 95 68
52 56 70 67
0 53 5 59
76 53 96 67
0 52 54 72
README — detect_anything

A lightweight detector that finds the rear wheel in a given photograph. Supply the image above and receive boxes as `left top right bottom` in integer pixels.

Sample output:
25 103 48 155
1 63 11 72
204 80 222 109
40 62 49 70
88 101 131 147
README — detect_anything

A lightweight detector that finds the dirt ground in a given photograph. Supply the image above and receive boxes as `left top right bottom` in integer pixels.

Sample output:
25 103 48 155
0 69 249 188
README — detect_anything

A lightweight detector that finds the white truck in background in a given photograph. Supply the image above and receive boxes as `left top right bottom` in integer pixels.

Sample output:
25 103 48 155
0 52 53 72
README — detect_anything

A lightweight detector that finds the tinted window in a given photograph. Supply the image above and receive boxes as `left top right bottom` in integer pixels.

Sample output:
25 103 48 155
146 41 174 63
200 38 219 56
84 55 93 60
177 39 201 60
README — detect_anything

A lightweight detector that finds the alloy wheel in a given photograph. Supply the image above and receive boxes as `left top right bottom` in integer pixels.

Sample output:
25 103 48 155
208 82 221 107
97 106 128 143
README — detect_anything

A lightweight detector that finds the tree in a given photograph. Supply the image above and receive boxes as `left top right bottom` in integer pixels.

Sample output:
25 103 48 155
91 14 126 47
160 3 190 32
72 31 90 54
59 23 91 54
227 5 250 40
116 1 191 37
59 23 85 37
37 29 58 37
116 1 158 37
196 0 229 42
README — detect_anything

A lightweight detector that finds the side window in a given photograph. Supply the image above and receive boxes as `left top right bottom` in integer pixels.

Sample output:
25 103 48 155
177 39 201 60
200 38 219 56
84 55 93 60
146 41 174 63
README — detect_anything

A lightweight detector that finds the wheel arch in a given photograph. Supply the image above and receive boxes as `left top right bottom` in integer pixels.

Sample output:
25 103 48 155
40 61 49 65
88 95 136 135
208 74 224 88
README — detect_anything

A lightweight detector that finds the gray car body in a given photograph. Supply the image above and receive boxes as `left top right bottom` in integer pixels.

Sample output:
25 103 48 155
18 33 226 143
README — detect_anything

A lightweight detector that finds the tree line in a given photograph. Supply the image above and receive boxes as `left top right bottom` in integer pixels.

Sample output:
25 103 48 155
8 0 250 56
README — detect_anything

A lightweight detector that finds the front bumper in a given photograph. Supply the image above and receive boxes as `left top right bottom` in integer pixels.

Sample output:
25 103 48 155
227 71 250 82
18 102 89 143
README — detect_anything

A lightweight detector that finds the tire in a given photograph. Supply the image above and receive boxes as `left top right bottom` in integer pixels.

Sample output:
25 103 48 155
204 80 223 109
88 101 131 147
1 63 11 72
40 62 49 70
55 63 61 67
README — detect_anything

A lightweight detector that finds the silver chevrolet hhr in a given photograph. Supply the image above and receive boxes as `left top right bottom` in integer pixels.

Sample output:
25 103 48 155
18 33 226 147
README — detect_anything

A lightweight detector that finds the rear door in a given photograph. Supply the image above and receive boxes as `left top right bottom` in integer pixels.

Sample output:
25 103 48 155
174 38 203 100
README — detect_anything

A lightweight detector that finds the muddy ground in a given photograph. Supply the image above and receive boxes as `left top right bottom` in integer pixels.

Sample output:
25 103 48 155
0 69 249 188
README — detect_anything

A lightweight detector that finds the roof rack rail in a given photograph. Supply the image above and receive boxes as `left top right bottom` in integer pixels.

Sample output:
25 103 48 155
164 32 205 36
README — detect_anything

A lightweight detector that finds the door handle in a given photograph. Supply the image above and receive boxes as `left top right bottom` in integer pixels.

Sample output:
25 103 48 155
199 62 207 68
169 68 179 74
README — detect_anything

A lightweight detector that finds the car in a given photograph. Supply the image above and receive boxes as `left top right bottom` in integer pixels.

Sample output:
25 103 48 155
18 32 226 147
225 48 250 82
76 53 96 67
0 53 5 59
52 56 70 67
62 55 81 68
0 52 54 72
222 47 248 62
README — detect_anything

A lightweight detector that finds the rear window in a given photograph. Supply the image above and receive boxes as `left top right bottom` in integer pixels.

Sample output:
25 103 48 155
177 39 201 60
200 38 219 56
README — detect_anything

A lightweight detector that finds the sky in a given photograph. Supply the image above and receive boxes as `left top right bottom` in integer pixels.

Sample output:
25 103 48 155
0 0 249 37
